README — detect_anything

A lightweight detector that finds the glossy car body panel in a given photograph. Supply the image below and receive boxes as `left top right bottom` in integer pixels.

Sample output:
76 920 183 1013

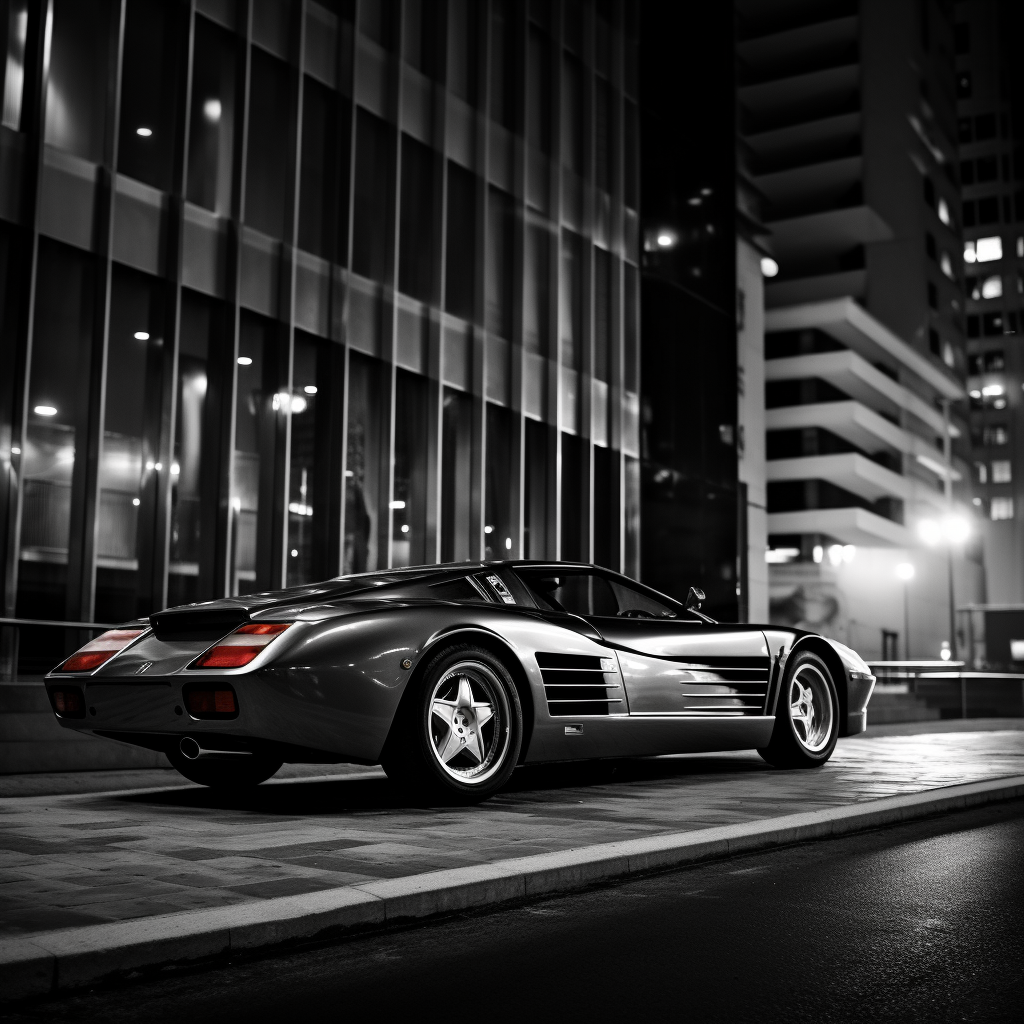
46 562 874 769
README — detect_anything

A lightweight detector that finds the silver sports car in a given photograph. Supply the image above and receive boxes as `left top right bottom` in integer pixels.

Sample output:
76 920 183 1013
46 562 875 802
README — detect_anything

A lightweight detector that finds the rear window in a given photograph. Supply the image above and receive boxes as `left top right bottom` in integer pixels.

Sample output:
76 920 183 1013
427 578 489 603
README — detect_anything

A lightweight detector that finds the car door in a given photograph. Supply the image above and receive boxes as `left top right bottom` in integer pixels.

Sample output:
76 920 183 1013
516 569 771 717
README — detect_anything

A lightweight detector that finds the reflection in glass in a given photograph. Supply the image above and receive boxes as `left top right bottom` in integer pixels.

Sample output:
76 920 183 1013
525 418 548 558
287 333 319 586
344 352 384 573
299 76 348 262
594 246 611 381
352 108 391 281
186 16 236 216
44 0 111 162
524 220 550 356
561 432 582 561
527 27 551 154
233 312 284 595
441 388 472 562
447 0 478 105
399 134 435 302
393 370 428 567
625 454 640 578
560 230 582 369
2 0 28 131
484 403 512 559
489 0 514 129
16 241 93 620
561 54 583 175
169 292 213 606
95 267 163 621
117 0 183 191
593 444 616 569
486 186 513 339
445 161 476 321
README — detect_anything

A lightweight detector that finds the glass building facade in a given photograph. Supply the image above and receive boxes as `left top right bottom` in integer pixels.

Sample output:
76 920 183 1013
0 0 641 670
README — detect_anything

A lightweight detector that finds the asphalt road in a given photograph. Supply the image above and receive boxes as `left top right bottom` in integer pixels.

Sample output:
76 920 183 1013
5 800 1023 1024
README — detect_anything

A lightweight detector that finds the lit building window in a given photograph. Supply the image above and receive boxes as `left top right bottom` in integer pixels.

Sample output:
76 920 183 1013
940 252 955 280
991 460 1012 484
976 236 1003 262
980 274 1003 298
976 462 988 484
991 497 1014 521
937 197 951 226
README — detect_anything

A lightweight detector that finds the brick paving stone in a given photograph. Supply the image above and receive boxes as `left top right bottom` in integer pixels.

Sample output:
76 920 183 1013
0 730 1021 938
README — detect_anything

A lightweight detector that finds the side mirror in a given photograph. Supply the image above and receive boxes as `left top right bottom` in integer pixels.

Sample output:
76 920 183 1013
684 586 716 624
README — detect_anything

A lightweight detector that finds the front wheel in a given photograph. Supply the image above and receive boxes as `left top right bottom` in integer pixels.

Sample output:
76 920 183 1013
381 644 523 803
758 651 838 769
167 749 282 789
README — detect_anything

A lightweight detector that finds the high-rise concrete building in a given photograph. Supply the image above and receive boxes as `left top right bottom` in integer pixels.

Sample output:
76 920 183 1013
737 0 984 660
0 0 643 675
955 0 1024 606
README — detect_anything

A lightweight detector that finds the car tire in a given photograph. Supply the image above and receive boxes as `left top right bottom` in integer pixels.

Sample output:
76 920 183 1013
757 651 838 769
167 749 282 789
381 644 523 804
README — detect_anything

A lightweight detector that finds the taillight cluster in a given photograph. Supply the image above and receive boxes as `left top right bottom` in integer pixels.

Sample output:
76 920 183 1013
190 623 291 669
49 686 86 718
183 686 238 718
57 629 146 673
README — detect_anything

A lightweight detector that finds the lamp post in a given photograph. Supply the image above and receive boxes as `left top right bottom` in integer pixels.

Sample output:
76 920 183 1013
918 515 971 661
895 562 914 659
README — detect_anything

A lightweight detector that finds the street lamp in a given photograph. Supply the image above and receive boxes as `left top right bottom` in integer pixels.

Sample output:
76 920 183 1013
918 514 971 661
895 562 914 660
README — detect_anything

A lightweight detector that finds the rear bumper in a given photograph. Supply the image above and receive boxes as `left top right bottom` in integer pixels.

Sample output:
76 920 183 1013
47 666 402 764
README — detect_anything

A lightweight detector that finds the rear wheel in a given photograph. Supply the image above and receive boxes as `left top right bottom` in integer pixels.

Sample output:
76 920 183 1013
167 749 282 789
758 651 838 769
381 644 522 803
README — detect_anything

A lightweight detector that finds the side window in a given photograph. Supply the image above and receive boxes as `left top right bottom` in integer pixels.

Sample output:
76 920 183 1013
518 572 619 616
606 579 677 619
428 577 490 603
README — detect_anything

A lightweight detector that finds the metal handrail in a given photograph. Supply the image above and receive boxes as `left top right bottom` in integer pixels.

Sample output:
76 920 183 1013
0 617 118 631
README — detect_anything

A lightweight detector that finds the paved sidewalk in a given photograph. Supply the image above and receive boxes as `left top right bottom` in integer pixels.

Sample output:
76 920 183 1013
1 729 1022 940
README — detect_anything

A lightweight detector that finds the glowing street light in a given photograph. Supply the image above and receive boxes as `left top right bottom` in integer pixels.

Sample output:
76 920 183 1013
917 514 972 661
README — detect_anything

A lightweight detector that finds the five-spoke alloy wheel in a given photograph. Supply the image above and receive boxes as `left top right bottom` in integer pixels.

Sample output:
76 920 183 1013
382 644 523 802
758 650 838 768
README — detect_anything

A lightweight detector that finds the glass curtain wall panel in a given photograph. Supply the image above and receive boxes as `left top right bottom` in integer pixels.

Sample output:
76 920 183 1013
344 351 385 574
94 266 165 622
484 402 513 559
527 27 552 155
16 241 94 621
287 331 340 587
560 229 583 370
117 0 184 191
486 186 513 340
246 47 291 240
403 0 441 80
359 0 397 50
399 134 435 303
624 262 638 391
351 108 392 283
447 0 478 106
561 53 584 176
169 290 221 607
524 417 548 558
186 16 237 217
445 161 476 321
440 387 473 562
298 76 350 264
392 369 429 567
624 454 639 578
593 443 616 569
44 0 112 162
489 0 515 131
593 246 611 381
2 0 28 131
523 219 549 356
595 77 612 195
561 431 582 561
233 311 286 595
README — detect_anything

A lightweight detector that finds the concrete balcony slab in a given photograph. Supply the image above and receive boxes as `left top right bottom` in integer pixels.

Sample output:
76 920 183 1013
768 506 910 546
767 452 910 502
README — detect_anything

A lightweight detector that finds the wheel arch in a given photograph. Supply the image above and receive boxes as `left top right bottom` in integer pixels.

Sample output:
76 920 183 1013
387 626 536 763
789 636 848 735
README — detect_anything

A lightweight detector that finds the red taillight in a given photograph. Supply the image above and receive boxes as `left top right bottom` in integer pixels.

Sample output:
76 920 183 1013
191 623 291 669
185 688 238 716
49 686 86 718
58 629 146 673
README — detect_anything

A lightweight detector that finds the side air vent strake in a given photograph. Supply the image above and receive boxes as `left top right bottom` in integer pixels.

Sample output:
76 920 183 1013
536 652 622 717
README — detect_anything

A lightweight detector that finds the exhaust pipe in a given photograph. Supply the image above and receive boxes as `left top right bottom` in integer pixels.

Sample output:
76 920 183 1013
179 736 253 761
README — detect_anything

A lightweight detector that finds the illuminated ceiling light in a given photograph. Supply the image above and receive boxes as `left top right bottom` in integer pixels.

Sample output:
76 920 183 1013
344 469 354 477
940 253 954 280
656 233 674 247
760 257 779 278
171 462 180 475
389 500 406 509
896 562 915 581
290 395 307 413
700 187 712 196
940 641 951 661
134 331 149 340
981 275 1003 299
400 524 410 533
303 385 317 395
154 462 163 471
145 460 155 471
505 537 512 550
827 544 843 567
132 497 141 507
963 241 977 263
237 356 253 366
918 518 942 545
976 236 1002 262
203 98 222 123
982 384 1004 396
34 405 57 416
135 127 152 137
291 548 298 557
842 544 856 563
812 545 823 564
937 198 950 226
969 389 981 399
943 515 970 544
11 446 20 455
484 525 494 534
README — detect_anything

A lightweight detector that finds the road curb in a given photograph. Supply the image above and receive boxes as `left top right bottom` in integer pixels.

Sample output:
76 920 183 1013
3 774 1023 1002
